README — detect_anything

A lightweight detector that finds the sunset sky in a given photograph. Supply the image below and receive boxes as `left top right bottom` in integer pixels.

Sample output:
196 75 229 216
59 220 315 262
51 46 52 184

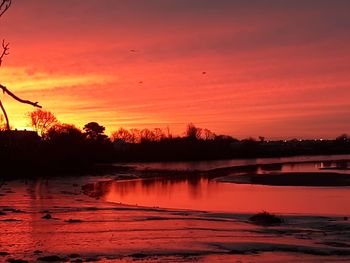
0 0 349 139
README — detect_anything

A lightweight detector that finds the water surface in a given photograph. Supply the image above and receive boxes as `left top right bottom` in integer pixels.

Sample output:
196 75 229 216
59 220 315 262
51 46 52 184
1 155 350 262
101 178 350 216
94 157 350 216
128 154 350 171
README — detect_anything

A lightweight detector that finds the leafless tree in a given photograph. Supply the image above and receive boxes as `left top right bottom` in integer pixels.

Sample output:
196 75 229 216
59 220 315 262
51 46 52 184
130 128 141 143
165 126 172 139
186 123 202 140
0 0 42 131
140 128 156 142
203 128 215 140
153 128 166 141
29 109 58 137
111 128 133 143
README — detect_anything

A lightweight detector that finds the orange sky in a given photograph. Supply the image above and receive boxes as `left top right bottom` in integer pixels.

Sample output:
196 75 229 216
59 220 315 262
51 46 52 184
0 0 349 139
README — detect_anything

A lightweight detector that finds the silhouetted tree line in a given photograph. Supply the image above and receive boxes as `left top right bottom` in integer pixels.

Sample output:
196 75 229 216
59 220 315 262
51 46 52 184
111 123 239 161
111 124 350 162
1 109 350 176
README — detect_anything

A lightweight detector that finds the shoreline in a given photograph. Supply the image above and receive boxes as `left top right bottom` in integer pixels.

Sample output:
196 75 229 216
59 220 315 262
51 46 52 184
2 155 350 190
1 153 350 179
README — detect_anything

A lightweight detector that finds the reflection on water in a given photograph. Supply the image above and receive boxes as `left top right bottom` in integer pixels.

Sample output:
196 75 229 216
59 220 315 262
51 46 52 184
128 154 350 171
90 159 350 216
96 178 350 216
258 160 350 174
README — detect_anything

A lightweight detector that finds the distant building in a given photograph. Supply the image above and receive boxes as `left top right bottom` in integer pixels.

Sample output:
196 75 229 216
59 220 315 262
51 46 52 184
0 130 39 143
0 130 40 159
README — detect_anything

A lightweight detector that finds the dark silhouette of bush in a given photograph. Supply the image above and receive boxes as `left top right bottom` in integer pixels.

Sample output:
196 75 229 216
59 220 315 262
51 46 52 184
43 123 87 167
83 122 106 140
83 122 113 162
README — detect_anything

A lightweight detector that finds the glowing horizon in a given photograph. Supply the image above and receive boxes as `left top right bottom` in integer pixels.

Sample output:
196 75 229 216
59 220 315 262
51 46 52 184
1 0 349 139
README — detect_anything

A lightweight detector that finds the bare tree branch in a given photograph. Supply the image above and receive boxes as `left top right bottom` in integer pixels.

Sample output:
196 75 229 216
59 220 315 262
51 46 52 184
0 99 9 130
0 0 11 17
0 84 42 131
0 39 9 66
0 0 42 131
0 1 11 67
0 84 42 108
